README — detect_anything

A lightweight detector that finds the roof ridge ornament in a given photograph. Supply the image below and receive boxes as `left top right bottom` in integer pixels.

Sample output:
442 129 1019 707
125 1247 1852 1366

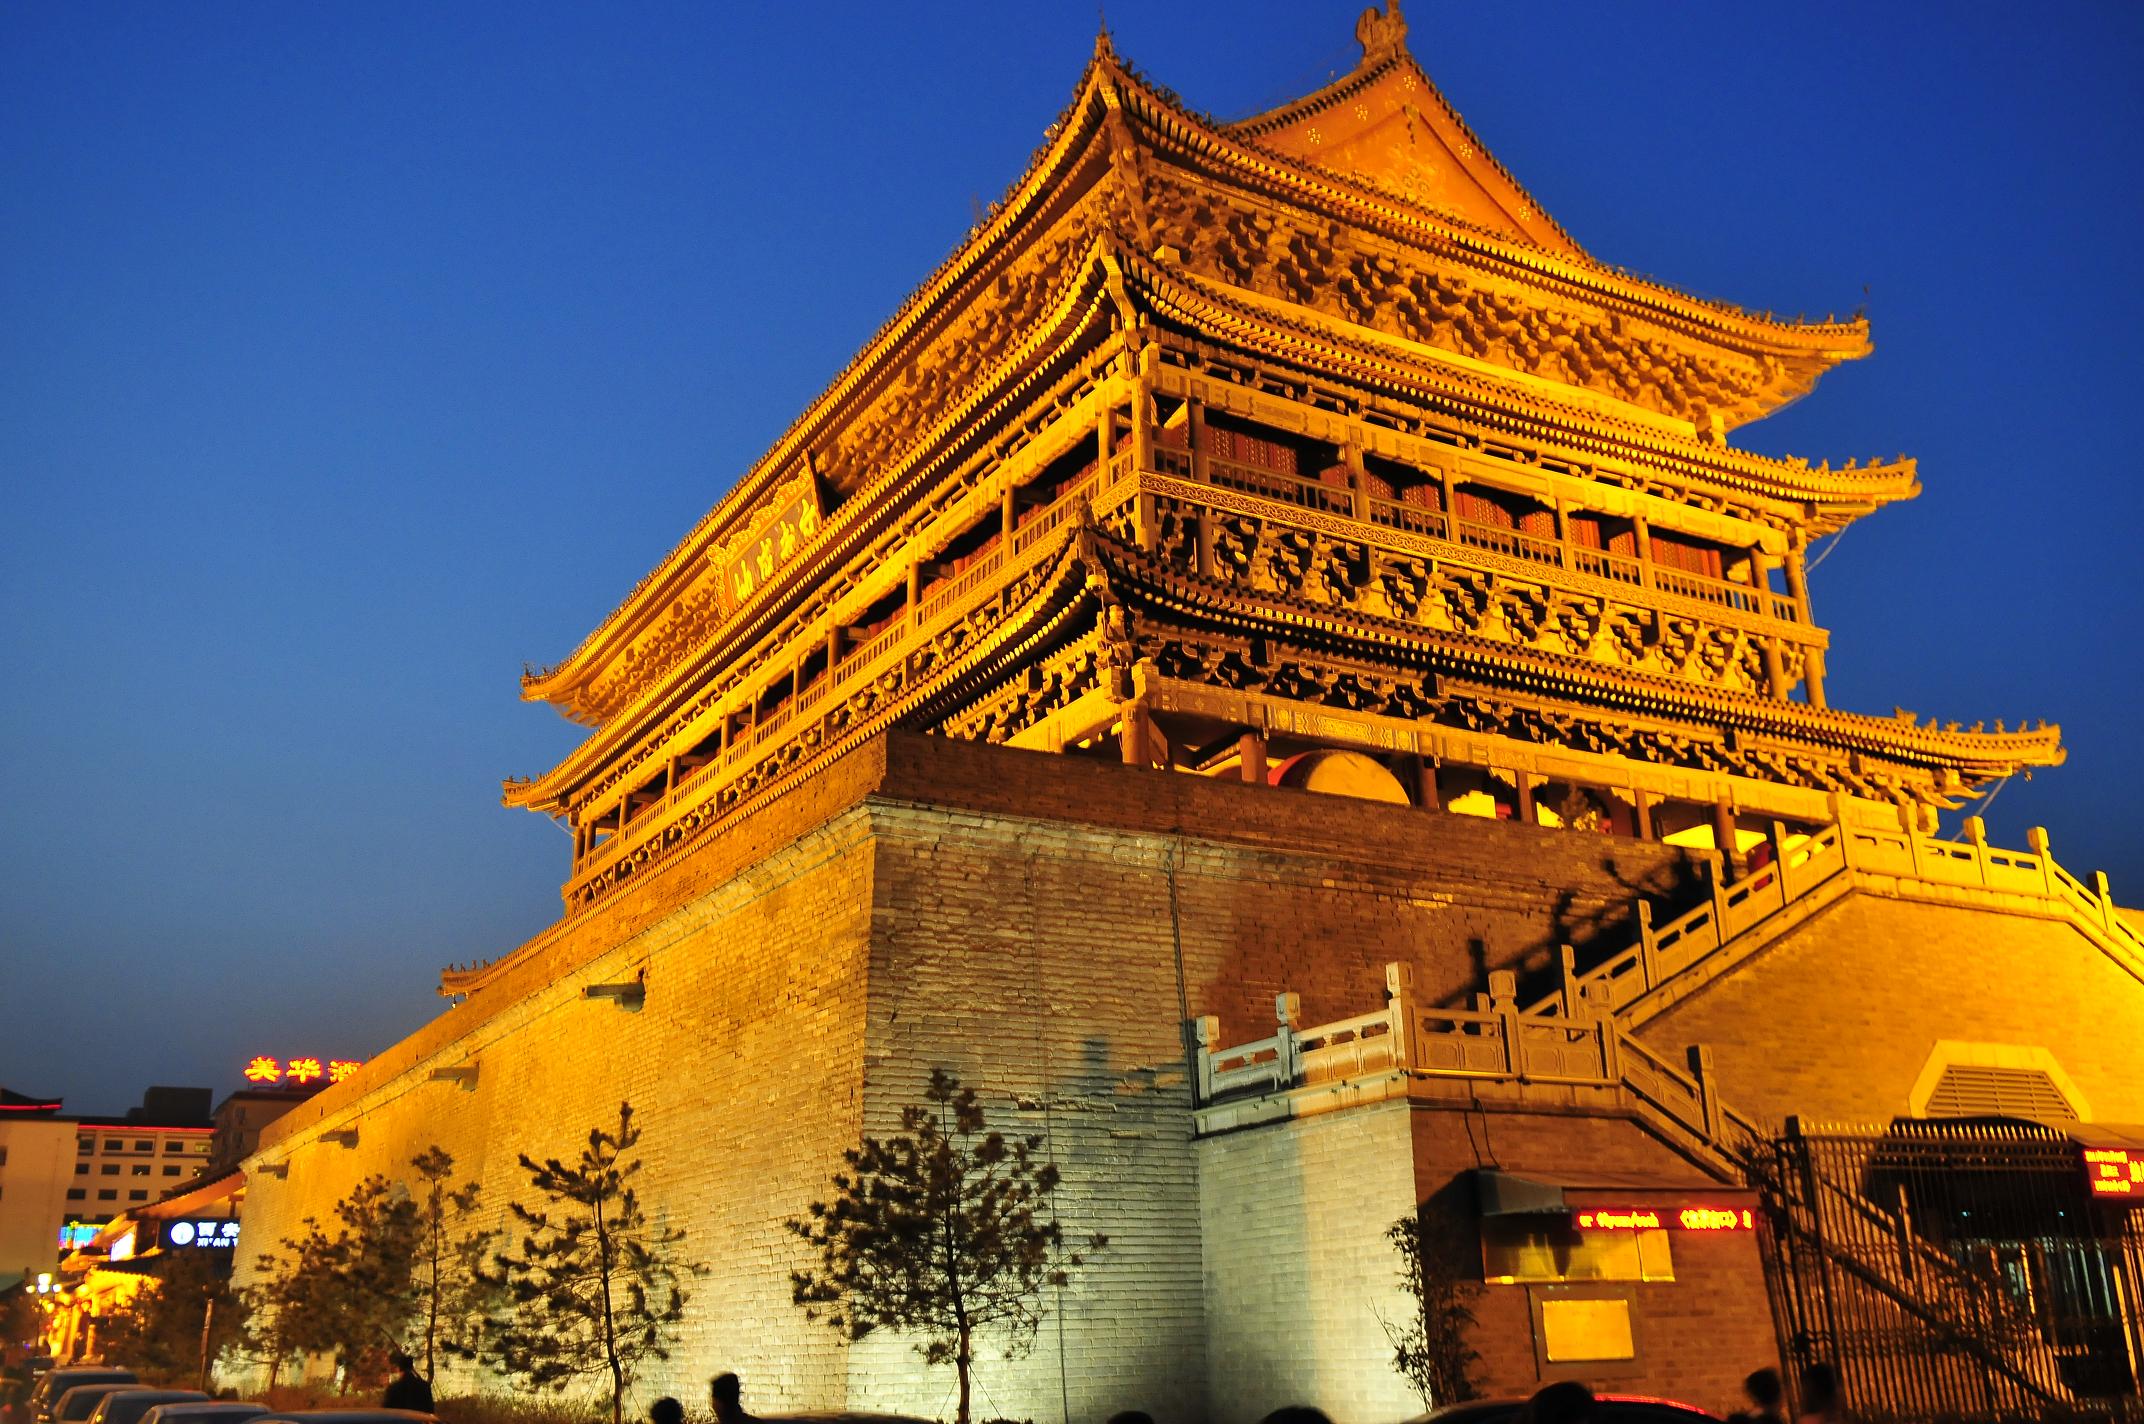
1355 0 1408 66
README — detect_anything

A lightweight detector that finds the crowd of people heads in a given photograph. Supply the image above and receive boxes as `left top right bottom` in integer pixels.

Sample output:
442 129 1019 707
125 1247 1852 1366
639 1361 1847 1424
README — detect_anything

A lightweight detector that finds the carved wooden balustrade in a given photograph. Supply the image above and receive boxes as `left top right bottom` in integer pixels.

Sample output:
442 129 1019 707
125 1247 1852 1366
1142 442 1804 626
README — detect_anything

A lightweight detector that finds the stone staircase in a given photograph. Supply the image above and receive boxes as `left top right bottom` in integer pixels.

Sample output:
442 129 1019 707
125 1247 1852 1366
1529 815 2144 1029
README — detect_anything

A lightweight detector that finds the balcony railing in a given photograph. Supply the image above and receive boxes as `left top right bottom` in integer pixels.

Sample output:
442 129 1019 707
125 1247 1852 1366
1193 961 1755 1154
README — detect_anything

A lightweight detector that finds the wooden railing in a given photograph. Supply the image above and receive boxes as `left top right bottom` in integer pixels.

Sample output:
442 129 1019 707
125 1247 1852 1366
1199 455 1354 518
1146 458 1803 624
563 471 1108 905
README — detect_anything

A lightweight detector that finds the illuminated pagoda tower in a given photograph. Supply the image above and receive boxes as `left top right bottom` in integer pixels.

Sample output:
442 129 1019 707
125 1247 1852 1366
239 9 2144 1423
503 18 2053 901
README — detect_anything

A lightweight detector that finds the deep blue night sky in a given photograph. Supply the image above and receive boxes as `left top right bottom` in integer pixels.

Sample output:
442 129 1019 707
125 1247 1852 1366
4 3 2140 1115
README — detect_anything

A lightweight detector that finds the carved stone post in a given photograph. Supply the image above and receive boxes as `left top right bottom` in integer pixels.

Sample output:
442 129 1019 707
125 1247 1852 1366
1688 1043 1725 1143
1488 969 1520 1077
2027 826 2056 896
1637 899 1660 991
1384 961 1413 1072
1192 1014 1221 1105
1237 729 1267 786
1273 992 1302 1090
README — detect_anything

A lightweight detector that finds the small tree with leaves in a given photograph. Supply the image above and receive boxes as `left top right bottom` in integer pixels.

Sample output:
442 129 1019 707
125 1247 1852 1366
1382 1195 1482 1410
239 1176 419 1392
788 1069 1105 1424
486 1103 695 1424
409 1146 500 1378
96 1247 243 1385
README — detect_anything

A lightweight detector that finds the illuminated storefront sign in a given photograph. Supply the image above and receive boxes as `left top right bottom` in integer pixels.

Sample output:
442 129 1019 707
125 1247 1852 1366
1573 1205 1754 1231
2084 1148 2143 1199
56 1223 100 1250
165 1219 240 1249
244 1055 362 1085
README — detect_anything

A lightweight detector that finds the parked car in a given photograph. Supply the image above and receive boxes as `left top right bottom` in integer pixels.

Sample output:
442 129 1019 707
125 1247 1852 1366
137 1403 268 1424
239 1413 436 1424
28 1372 134 1423
49 1386 136 1424
87 1391 208 1424
1424 1396 1724 1424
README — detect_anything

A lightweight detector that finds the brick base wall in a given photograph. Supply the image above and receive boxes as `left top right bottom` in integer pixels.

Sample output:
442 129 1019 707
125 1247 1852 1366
230 733 2144 1422
1198 1100 1421 1424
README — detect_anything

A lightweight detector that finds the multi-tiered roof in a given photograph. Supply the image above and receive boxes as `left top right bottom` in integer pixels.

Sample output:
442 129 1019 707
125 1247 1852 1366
489 4 2057 942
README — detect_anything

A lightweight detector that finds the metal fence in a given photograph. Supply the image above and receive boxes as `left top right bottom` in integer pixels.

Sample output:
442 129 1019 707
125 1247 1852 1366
1753 1117 2144 1423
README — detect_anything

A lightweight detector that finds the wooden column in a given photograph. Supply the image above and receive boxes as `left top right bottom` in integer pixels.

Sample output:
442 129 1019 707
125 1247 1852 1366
1238 730 1267 786
1120 702 1150 766
905 561 921 614
1515 773 1536 827
1633 514 1656 589
1713 797 1742 882
1784 531 1826 707
1001 485 1017 543
1763 635 1790 701
1416 756 1441 811
1187 400 1209 484
1633 788 1656 842
1343 438 1369 521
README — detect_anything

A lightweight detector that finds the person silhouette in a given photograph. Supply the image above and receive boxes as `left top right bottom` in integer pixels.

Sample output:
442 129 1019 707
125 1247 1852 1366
381 1353 433 1414
649 1399 684 1424
710 1373 755 1424
1518 1381 1594 1424
1796 1363 1843 1424
1732 1368 1787 1424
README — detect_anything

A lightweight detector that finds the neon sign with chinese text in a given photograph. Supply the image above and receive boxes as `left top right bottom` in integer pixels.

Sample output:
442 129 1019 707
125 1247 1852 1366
1573 1206 1754 1231
2085 1148 2143 1199
244 1056 362 1085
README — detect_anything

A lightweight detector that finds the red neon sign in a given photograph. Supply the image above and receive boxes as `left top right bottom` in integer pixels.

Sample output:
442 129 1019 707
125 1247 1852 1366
2085 1148 2143 1199
1573 1206 1754 1231
243 1056 364 1086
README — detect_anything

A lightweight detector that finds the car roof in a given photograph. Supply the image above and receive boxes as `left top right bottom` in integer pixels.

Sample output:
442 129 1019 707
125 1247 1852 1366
140 1407 267 1418
1422 1399 1723 1422
59 1386 135 1400
244 1413 436 1424
103 1392 208 1403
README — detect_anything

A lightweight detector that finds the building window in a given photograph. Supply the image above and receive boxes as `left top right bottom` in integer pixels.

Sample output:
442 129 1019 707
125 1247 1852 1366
100 1165 118 1176
77 1138 93 1155
163 1166 182 1176
0 1146 8 1166
132 1139 152 1151
128 1190 147 1201
164 1141 188 1153
1482 1217 1675 1283
75 1164 88 1176
131 1165 151 1176
66 1189 85 1202
97 1190 115 1201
